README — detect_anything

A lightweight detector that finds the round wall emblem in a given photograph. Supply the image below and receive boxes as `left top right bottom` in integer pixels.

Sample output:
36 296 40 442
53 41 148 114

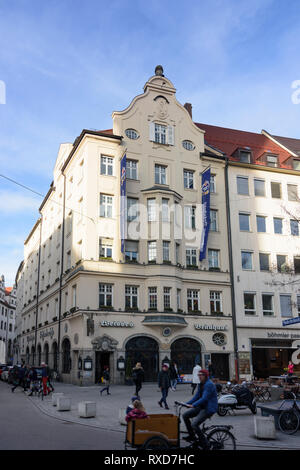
162 327 172 337
212 333 226 346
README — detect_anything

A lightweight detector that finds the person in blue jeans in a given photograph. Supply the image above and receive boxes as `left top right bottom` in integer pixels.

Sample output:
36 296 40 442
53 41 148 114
157 363 171 410
182 369 218 450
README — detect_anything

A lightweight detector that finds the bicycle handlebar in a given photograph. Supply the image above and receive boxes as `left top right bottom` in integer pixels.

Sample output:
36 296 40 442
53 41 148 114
174 401 190 408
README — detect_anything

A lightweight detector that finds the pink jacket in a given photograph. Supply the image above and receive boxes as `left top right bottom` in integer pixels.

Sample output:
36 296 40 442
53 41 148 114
125 408 148 422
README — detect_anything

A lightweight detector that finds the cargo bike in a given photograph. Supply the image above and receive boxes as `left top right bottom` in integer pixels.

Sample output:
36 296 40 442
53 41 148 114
125 401 236 450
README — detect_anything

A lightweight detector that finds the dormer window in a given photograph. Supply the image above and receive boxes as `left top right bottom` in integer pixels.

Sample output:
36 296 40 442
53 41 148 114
239 150 251 163
293 159 300 171
266 154 278 167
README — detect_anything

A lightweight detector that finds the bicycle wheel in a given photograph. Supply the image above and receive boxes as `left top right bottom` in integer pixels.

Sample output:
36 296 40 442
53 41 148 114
278 410 300 435
142 436 170 450
207 428 236 450
217 405 228 417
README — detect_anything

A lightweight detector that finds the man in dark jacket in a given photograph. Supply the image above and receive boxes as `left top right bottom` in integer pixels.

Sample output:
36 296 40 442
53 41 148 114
132 363 144 397
157 363 171 410
11 366 27 392
182 369 218 449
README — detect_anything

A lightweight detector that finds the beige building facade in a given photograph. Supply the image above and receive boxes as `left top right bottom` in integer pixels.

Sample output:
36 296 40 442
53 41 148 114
17 68 236 384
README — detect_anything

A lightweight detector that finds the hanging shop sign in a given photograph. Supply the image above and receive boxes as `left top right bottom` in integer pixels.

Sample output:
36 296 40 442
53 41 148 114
100 320 134 328
267 332 300 340
194 324 228 332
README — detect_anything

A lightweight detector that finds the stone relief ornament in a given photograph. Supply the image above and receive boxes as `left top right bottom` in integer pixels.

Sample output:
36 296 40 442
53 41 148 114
91 335 118 352
155 96 168 120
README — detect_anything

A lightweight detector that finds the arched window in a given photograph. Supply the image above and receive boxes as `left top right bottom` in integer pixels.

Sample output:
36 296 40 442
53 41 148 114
171 338 201 373
44 343 49 365
37 344 42 365
125 336 159 381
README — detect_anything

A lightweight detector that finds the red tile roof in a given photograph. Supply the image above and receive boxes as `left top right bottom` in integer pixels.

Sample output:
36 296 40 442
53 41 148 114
5 287 12 295
195 123 293 169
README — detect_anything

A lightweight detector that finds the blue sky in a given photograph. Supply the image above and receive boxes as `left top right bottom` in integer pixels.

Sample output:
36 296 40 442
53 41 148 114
1 0 300 285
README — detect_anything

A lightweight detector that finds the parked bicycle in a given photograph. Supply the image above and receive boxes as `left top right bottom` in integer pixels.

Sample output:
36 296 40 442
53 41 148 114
278 392 300 435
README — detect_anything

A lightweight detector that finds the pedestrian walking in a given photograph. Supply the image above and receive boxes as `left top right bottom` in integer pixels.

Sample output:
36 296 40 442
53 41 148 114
158 363 171 410
27 367 38 396
100 366 111 395
11 365 27 393
132 362 144 398
41 362 50 396
287 360 294 376
208 360 215 379
191 363 202 394
169 361 179 391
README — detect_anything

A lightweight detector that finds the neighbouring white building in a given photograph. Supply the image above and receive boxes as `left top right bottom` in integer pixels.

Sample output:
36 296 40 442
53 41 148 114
0 275 17 364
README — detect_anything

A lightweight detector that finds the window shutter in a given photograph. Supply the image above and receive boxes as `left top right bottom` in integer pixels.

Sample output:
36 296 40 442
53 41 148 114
149 122 155 142
167 125 174 145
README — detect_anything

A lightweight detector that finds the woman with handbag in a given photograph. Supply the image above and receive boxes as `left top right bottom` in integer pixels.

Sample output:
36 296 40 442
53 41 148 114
100 366 111 395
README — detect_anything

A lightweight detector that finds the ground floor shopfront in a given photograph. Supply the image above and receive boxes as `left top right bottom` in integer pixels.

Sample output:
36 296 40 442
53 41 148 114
237 327 300 380
20 311 235 384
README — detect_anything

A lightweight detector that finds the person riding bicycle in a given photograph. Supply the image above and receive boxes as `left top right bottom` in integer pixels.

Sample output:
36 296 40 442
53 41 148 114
182 369 218 450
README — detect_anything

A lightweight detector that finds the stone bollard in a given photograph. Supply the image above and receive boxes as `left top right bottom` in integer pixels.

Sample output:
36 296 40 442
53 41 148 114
254 416 276 439
119 408 127 425
78 401 96 418
52 393 64 406
57 396 71 411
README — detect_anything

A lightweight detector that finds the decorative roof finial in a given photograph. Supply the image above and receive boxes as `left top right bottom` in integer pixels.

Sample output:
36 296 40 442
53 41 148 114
155 65 164 77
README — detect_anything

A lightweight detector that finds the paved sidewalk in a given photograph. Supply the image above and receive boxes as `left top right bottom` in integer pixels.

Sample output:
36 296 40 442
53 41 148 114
26 382 300 450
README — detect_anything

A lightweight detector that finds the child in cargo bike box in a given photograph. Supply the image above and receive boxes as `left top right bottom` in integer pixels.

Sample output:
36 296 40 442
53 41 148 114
125 400 148 422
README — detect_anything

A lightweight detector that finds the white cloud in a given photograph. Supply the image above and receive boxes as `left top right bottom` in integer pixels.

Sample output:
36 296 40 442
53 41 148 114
0 190 40 214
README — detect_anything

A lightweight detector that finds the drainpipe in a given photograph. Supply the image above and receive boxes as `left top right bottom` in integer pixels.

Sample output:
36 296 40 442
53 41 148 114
33 215 43 366
57 173 66 374
225 158 240 380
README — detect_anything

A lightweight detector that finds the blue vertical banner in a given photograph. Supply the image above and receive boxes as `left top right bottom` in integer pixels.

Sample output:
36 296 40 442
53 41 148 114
199 167 211 261
120 152 127 253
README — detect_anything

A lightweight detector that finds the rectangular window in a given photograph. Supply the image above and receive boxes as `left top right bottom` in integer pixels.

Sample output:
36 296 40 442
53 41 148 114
163 287 171 310
177 289 181 311
237 176 249 195
254 179 265 197
148 241 157 263
210 174 216 193
259 253 270 271
187 289 200 312
256 215 266 233
154 124 167 144
125 241 138 262
239 213 250 231
147 199 156 222
288 184 298 201
148 287 157 309
208 249 220 269
72 286 76 308
210 291 222 314
280 294 292 317
244 293 256 315
262 294 274 316
273 218 283 234
125 286 138 310
293 160 300 171
126 160 138 180
99 284 112 307
277 255 287 272
266 155 278 167
184 170 194 189
241 251 253 270
294 257 300 274
176 243 180 265
271 182 281 199
99 239 113 259
155 164 166 184
186 248 197 267
240 151 251 163
163 241 170 262
162 198 169 222
100 156 113 176
210 209 218 231
127 198 139 222
184 206 196 229
290 219 299 236
100 194 113 218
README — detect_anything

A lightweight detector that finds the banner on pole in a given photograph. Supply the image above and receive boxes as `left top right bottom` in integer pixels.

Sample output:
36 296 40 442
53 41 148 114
199 167 211 261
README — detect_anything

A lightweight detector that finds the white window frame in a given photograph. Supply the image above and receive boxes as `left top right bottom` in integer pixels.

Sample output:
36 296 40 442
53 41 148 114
187 289 200 312
155 164 167 185
208 249 220 269
126 159 138 179
99 284 113 307
262 293 274 316
184 170 194 189
148 287 157 309
100 194 113 218
186 248 197 267
148 241 157 262
163 241 170 262
125 285 138 309
99 239 113 259
100 155 114 176
163 287 171 310
244 292 256 315
147 199 156 222
210 209 218 231
210 291 222 314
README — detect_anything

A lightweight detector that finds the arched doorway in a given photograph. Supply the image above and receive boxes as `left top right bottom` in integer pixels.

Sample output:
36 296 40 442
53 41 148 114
125 336 159 381
171 338 201 374
52 342 58 371
62 338 71 374
37 344 42 365
44 343 49 366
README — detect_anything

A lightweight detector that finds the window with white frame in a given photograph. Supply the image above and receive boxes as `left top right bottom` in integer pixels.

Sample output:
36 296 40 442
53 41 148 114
187 289 200 312
176 243 180 265
100 156 113 176
241 251 253 270
262 294 274 316
148 287 157 309
274 217 283 234
184 170 194 189
280 294 292 317
155 164 167 184
208 249 220 269
177 289 181 311
184 206 196 229
163 241 170 262
148 241 157 262
163 287 171 310
162 198 169 222
154 124 166 144
99 284 113 308
254 179 265 197
126 159 138 179
99 239 113 259
244 293 256 315
125 286 138 309
290 219 299 236
72 285 77 308
210 174 216 193
210 209 218 231
237 176 249 195
256 215 266 233
239 213 250 231
186 248 197 267
100 194 113 218
210 291 222 314
127 198 139 222
147 199 156 222
288 184 298 201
